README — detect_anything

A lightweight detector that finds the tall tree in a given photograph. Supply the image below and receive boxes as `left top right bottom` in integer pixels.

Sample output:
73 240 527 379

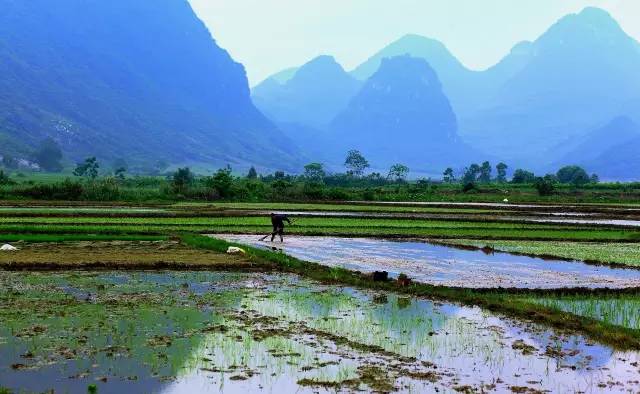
171 167 194 194
388 164 409 181
344 150 370 177
479 161 492 183
496 163 508 183
462 164 481 184
303 163 326 182
34 138 64 172
73 157 99 180
247 166 258 179
211 166 234 197
442 168 455 183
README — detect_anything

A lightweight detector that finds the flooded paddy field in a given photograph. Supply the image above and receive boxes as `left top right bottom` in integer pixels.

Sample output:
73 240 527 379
2 271 640 393
215 235 640 289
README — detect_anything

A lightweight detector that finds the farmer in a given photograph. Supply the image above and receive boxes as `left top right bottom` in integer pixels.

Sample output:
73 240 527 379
269 213 291 242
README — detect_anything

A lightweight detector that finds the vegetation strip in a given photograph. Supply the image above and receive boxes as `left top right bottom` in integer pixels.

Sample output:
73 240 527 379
182 234 640 351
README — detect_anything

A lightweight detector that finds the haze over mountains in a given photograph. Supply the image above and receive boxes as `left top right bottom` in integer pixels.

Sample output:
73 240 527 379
254 7 640 179
0 1 638 179
329 56 476 169
0 0 299 171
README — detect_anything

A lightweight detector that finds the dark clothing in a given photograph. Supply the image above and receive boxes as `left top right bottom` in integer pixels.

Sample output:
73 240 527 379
270 214 291 242
271 214 291 229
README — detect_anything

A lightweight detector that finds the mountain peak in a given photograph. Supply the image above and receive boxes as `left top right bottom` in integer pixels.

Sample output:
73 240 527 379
577 7 615 22
547 6 627 40
351 34 463 81
293 55 346 80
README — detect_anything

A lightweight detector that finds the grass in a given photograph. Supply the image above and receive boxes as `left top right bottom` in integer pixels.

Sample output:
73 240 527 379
435 240 640 267
3 201 640 353
183 234 640 351
0 216 638 242
173 202 501 214
521 295 640 330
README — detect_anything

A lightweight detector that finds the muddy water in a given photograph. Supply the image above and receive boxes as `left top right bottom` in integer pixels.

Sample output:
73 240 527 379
216 235 640 289
1 271 640 393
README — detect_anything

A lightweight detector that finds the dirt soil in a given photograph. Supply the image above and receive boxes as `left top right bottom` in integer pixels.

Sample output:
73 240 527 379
0 241 266 271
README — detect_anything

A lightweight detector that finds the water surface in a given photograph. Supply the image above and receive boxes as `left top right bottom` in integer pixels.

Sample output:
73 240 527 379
215 235 640 289
1 271 639 393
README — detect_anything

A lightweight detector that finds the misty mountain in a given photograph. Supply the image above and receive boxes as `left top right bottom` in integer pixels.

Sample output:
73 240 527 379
584 135 640 181
252 56 362 130
553 116 640 167
350 34 533 116
0 0 299 171
330 56 477 171
462 7 640 166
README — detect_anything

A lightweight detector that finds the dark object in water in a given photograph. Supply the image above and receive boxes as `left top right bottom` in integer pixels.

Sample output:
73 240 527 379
372 271 389 282
397 273 412 287
480 245 495 255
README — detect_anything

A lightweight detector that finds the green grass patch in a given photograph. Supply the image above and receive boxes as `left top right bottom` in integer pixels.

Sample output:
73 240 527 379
521 295 640 330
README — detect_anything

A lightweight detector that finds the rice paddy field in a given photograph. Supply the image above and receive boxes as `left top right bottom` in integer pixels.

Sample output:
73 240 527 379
2 200 640 393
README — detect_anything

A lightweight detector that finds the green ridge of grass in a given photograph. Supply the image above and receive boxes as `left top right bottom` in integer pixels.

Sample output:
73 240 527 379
182 234 640 352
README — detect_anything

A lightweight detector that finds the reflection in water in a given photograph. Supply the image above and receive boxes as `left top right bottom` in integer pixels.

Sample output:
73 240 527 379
1 272 639 393
215 234 640 289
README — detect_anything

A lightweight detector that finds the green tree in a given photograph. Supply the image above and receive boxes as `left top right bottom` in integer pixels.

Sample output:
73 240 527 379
73 157 99 180
478 161 492 183
172 167 194 194
388 164 409 182
344 150 370 177
303 163 326 182
442 168 455 183
247 166 258 179
511 169 536 184
534 177 555 196
462 164 481 184
114 167 127 181
0 170 14 185
496 162 508 183
34 138 64 172
556 166 590 186
590 173 600 184
211 166 234 197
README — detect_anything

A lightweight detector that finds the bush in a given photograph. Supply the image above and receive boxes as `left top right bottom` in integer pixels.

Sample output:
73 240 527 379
534 177 555 196
18 179 84 200
462 182 477 193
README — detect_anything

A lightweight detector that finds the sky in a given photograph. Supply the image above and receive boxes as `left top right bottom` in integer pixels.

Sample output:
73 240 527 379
189 0 640 86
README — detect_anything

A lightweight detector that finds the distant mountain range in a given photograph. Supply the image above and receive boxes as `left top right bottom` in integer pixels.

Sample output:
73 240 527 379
253 7 640 179
252 56 362 130
0 0 299 172
329 56 477 170
1 2 638 179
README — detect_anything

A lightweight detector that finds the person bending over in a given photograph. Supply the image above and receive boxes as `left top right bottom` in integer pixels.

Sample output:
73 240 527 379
270 213 291 243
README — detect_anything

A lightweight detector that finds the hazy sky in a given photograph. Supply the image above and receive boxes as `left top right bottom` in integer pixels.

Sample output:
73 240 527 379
189 0 640 85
